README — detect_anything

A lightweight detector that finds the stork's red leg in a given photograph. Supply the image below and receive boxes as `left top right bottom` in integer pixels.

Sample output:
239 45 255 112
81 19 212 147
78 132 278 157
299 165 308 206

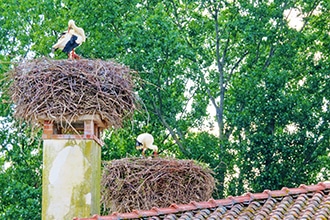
153 151 158 158
71 49 80 60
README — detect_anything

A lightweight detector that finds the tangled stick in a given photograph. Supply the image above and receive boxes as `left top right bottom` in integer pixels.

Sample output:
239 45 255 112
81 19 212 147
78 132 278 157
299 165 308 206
101 158 215 213
9 58 137 128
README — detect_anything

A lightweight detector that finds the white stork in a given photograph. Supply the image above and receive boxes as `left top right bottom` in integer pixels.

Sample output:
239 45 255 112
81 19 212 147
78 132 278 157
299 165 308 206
136 133 158 157
52 20 86 59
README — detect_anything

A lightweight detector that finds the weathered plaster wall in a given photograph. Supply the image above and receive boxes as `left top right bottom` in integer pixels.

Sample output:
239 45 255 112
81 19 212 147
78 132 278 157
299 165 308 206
42 139 101 220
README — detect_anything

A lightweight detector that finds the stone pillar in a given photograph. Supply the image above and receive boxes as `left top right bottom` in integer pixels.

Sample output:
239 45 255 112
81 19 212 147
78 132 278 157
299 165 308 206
40 115 104 220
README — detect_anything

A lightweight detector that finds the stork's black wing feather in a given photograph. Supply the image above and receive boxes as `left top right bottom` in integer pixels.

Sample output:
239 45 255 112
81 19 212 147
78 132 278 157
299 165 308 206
62 35 79 53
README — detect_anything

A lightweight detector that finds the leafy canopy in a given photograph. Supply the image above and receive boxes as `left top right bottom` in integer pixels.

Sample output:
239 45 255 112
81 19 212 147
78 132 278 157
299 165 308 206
0 0 329 218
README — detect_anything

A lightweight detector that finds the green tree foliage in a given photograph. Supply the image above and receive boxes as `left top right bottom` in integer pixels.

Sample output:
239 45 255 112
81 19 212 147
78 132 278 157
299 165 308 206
224 0 329 194
0 117 42 219
0 0 329 218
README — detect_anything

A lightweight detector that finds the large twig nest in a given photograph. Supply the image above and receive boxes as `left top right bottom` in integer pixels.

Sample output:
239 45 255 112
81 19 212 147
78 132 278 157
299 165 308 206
9 58 137 128
101 158 215 213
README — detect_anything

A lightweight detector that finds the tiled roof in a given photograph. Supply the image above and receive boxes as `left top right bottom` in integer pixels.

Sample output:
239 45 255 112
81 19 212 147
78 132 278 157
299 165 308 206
74 182 330 220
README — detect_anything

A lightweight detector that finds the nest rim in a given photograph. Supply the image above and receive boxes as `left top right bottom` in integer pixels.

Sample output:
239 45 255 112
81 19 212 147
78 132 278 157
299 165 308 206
9 58 138 129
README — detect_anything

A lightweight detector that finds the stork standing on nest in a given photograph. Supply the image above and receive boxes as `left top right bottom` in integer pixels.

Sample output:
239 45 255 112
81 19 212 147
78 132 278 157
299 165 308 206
136 133 158 157
52 20 86 59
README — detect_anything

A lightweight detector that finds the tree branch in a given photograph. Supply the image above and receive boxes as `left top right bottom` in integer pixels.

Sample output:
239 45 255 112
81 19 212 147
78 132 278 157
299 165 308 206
262 45 276 71
228 50 249 83
142 83 187 155
299 0 322 33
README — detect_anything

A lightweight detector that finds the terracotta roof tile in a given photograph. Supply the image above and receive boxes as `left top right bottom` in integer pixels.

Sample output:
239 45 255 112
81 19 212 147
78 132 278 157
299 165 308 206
74 182 330 220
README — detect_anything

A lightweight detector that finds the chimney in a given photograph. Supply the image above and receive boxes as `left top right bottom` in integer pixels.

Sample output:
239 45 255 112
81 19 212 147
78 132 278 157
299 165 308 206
40 115 104 219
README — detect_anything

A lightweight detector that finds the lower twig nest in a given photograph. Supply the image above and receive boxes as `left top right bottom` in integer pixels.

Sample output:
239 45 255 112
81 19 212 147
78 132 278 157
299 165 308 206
101 158 215 213
9 58 136 128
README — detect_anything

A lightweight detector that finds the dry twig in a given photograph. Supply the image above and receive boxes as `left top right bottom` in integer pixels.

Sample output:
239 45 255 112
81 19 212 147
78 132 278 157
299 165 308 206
9 58 137 128
101 157 215 213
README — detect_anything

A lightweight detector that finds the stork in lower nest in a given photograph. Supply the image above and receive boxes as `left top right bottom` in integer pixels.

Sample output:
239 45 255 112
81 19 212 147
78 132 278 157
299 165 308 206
136 133 158 157
52 20 86 59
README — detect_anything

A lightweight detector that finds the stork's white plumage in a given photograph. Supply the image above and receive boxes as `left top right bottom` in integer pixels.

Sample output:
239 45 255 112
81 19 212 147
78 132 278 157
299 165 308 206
52 20 86 59
136 133 158 157
68 20 86 44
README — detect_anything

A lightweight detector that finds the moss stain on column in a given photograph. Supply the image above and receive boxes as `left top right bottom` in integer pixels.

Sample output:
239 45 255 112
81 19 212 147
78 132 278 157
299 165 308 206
42 139 101 220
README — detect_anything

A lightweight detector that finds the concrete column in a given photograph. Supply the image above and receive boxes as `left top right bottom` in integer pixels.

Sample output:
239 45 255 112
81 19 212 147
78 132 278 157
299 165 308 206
42 139 101 220
41 117 103 220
